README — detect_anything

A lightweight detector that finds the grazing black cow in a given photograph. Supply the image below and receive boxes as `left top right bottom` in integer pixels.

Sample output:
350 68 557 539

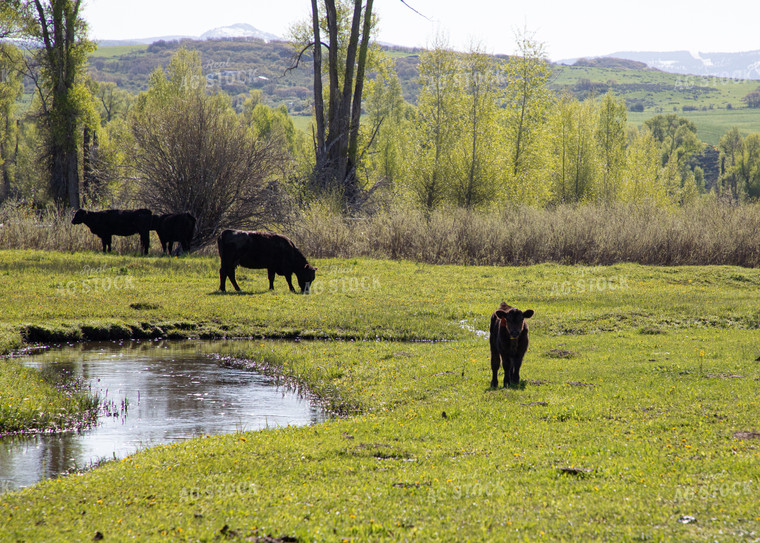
217 229 317 293
150 213 196 255
71 208 152 254
489 302 535 388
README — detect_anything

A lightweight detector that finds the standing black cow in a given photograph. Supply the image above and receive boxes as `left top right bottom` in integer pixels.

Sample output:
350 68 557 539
150 213 196 255
489 302 535 388
71 208 152 254
217 229 317 293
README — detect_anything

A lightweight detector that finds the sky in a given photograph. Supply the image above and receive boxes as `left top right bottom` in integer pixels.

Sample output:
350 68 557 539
82 0 760 61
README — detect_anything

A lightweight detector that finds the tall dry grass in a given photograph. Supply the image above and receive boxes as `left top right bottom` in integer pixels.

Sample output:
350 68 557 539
284 199 760 267
0 203 150 255
2 199 760 266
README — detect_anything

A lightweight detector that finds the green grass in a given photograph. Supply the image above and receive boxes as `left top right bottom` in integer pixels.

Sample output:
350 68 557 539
291 114 314 134
1 250 760 541
629 108 760 146
0 357 99 435
89 44 150 58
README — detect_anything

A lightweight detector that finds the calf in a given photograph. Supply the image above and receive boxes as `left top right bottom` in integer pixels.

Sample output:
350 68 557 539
71 208 152 254
150 213 196 255
217 229 317 293
489 302 535 387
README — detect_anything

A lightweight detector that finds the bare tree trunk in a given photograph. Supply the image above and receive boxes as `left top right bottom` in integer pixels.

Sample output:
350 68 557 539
347 0 374 196
311 0 373 207
310 0 325 165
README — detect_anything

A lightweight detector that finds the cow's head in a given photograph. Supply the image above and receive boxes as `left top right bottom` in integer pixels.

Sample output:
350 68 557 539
495 307 534 339
297 264 317 294
71 208 86 224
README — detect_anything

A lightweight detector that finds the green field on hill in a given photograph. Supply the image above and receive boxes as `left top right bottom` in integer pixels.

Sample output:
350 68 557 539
1 250 759 541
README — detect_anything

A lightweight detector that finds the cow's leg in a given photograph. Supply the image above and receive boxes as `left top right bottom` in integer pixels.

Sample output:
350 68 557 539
284 273 296 293
99 236 108 253
510 357 523 386
267 269 277 290
103 235 113 253
228 266 241 291
218 266 227 291
140 232 150 255
490 346 501 388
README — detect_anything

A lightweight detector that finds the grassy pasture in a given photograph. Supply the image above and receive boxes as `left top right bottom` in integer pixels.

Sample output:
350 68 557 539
88 44 150 59
1 250 759 541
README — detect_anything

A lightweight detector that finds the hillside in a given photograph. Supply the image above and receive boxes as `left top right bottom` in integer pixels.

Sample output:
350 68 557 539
86 38 760 145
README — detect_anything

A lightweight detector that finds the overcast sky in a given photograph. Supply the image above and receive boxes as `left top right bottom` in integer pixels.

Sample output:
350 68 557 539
82 0 760 61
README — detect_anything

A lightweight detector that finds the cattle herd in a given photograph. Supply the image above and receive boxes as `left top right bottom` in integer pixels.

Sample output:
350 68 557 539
71 207 317 295
71 208 533 387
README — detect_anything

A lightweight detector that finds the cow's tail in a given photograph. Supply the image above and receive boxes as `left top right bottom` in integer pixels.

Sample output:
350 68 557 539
217 229 233 257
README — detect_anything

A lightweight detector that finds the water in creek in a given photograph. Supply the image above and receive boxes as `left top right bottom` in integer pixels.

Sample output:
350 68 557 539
0 340 323 493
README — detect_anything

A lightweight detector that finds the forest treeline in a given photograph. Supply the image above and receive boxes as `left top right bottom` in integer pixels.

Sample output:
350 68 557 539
2 1 760 264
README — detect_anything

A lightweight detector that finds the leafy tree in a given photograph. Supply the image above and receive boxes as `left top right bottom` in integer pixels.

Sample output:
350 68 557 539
718 126 743 200
742 89 760 109
362 56 408 191
737 133 760 199
24 0 94 208
0 43 24 200
621 127 669 205
550 94 598 202
644 113 701 167
499 32 553 205
595 91 627 202
90 80 133 124
451 44 500 208
406 37 462 211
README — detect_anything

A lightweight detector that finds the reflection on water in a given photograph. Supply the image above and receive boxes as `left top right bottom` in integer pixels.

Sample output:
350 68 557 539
0 340 323 493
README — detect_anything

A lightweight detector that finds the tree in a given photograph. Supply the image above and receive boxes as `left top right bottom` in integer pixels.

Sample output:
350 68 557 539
550 94 598 202
130 50 286 248
362 56 408 190
718 126 743 200
303 0 375 208
737 133 760 199
621 127 669 205
0 43 24 200
743 89 760 109
407 38 462 211
91 80 133 124
595 91 627 202
500 31 553 205
644 113 701 167
451 44 499 208
25 0 94 208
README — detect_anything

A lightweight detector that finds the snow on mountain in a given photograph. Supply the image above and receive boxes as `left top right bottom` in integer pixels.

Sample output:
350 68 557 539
605 50 760 80
200 24 280 42
96 24 281 47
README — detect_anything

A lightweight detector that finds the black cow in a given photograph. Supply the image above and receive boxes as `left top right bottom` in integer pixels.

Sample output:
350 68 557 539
71 208 152 254
489 302 535 388
150 213 196 255
217 229 317 293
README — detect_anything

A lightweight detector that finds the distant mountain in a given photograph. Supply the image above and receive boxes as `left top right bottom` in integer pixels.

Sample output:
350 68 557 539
570 57 655 71
602 50 760 80
98 36 194 47
200 23 280 42
96 23 281 48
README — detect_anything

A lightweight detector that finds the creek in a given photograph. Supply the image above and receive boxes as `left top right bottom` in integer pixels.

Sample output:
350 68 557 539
0 340 323 493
